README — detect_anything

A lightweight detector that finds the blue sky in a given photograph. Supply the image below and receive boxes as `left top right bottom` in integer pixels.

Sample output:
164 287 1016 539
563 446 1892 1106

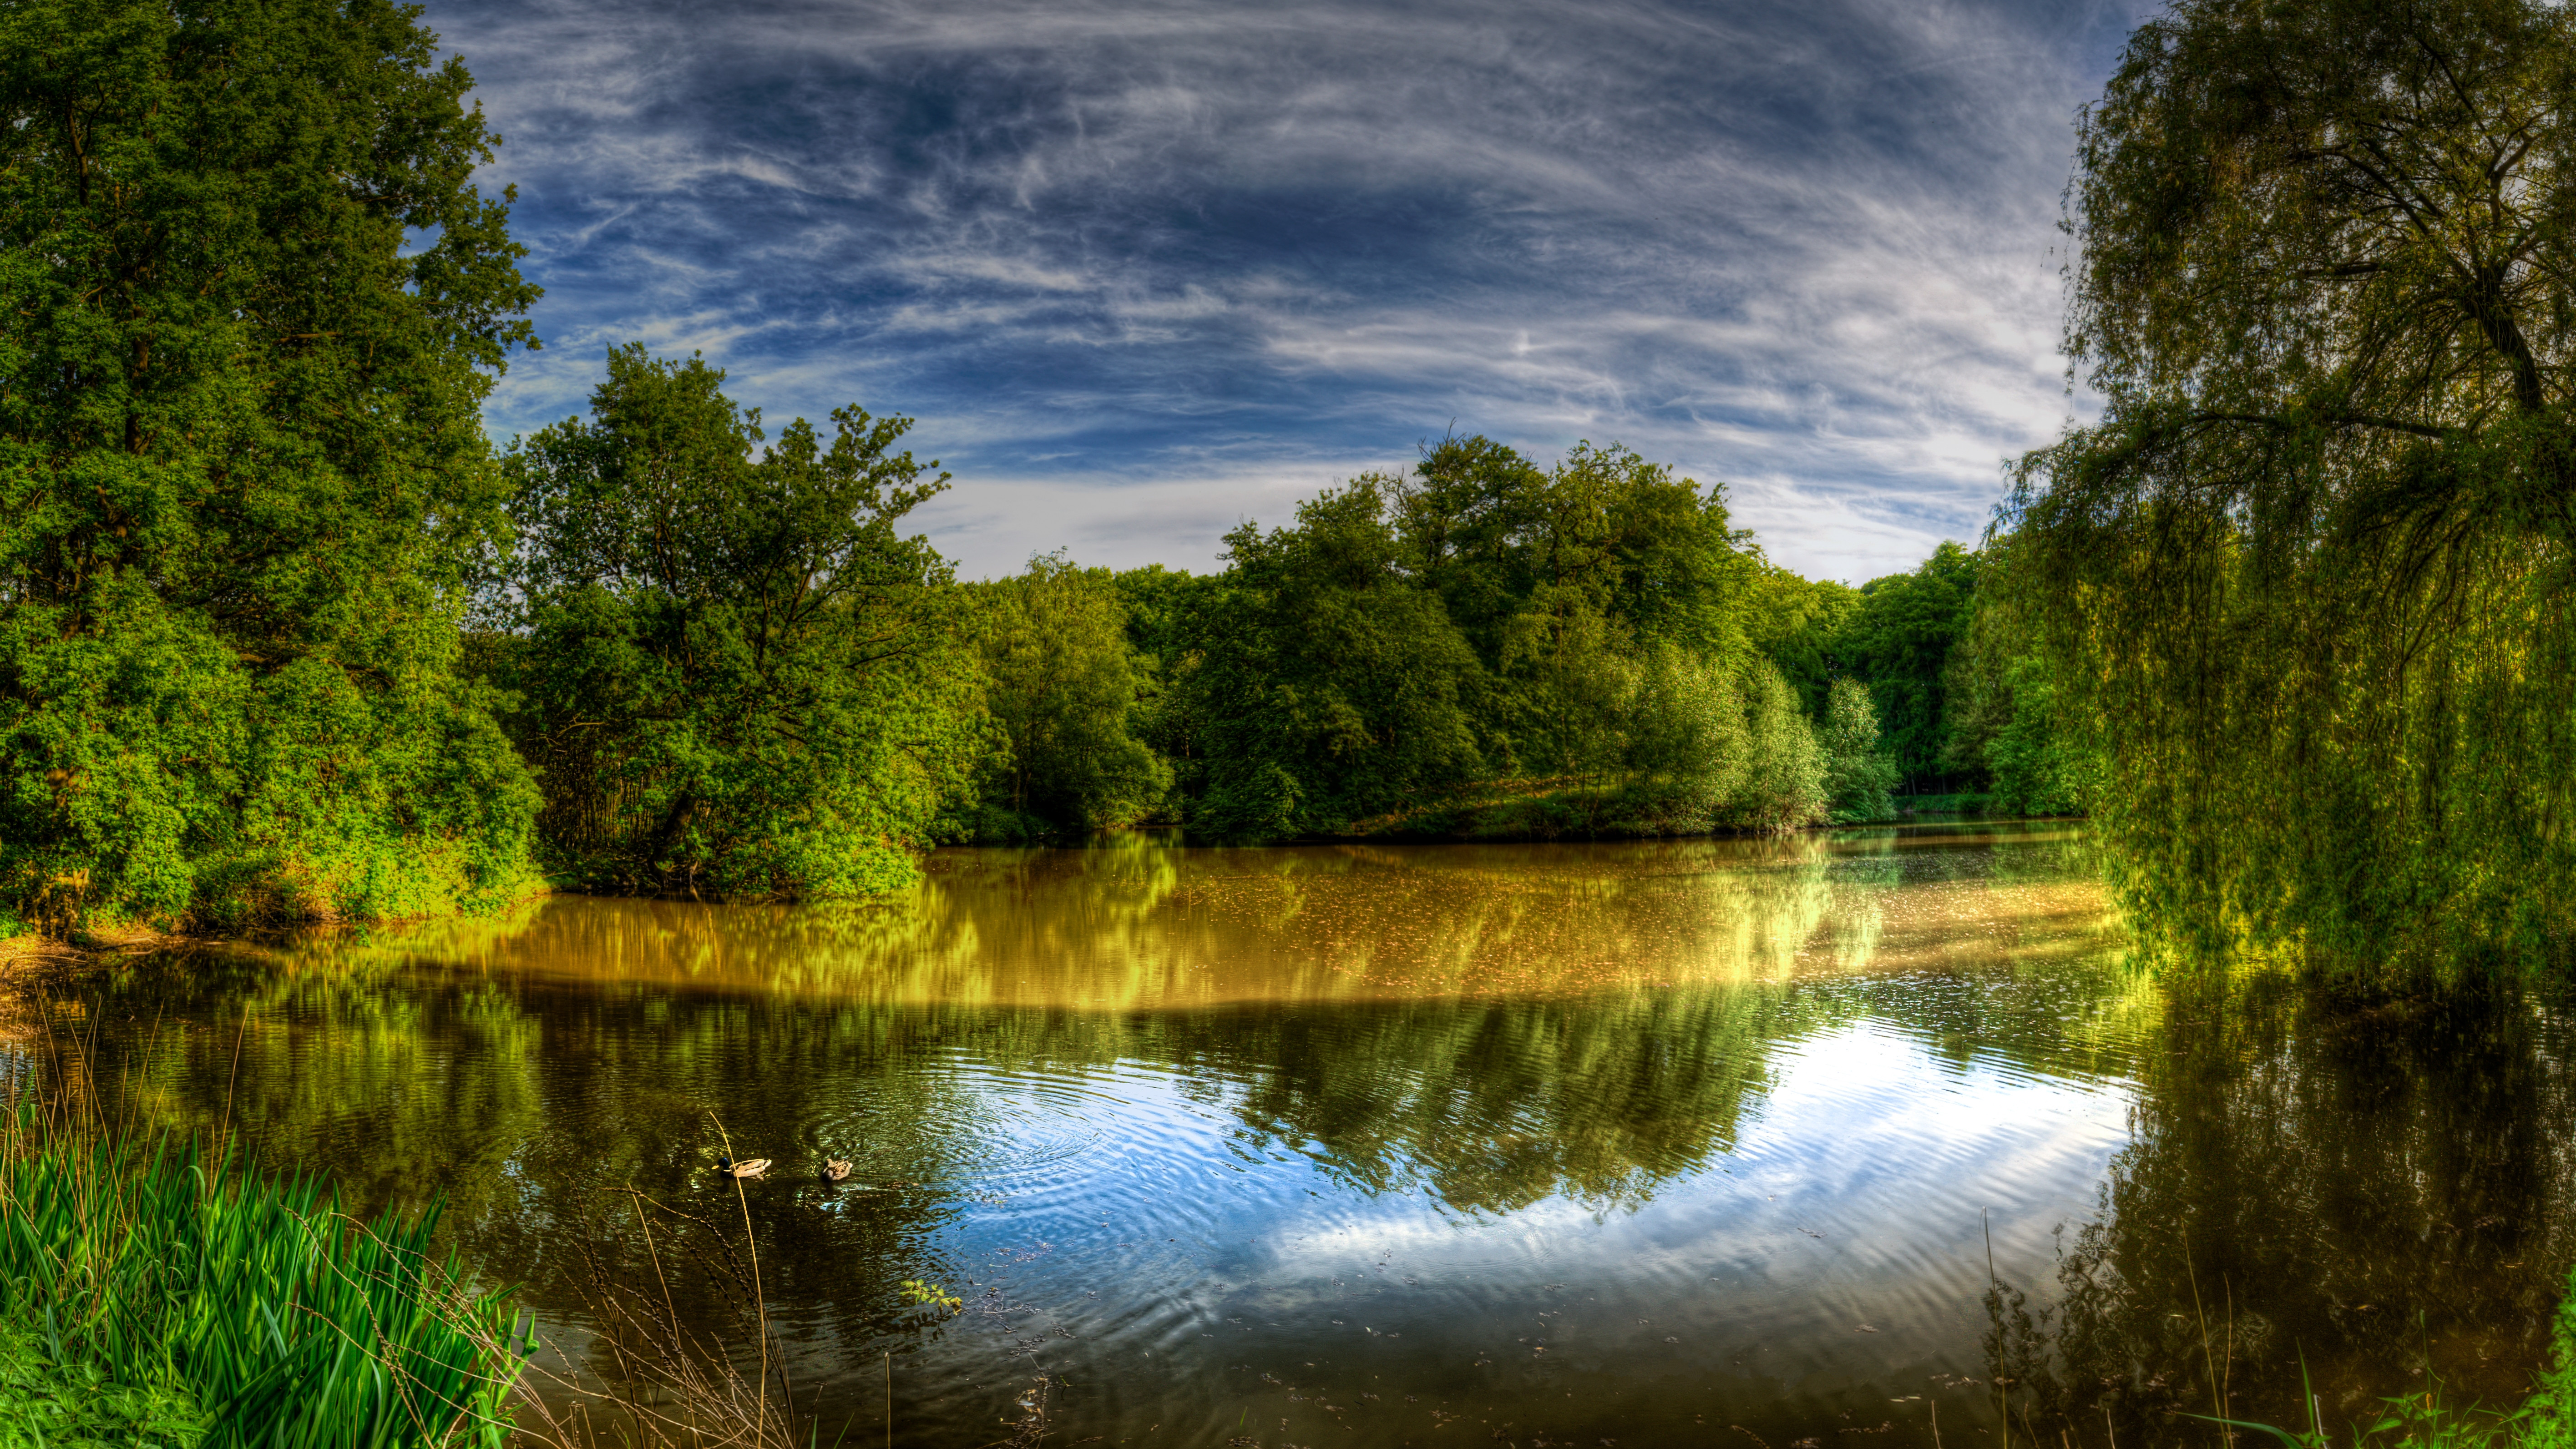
438 0 2143 583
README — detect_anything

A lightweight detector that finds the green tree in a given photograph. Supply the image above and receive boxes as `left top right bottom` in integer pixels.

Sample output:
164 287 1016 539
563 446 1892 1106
1817 678 1899 823
1732 661 1829 832
1186 477 1487 837
0 0 541 932
496 346 978 898
1627 646 1752 821
1746 564 1859 718
1395 437 1759 776
2010 0 2576 962
1834 541 1980 790
969 552 1173 836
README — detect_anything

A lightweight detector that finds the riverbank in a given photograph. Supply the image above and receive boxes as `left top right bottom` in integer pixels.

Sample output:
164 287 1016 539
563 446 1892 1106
1333 780 2006 843
0 1113 526 1447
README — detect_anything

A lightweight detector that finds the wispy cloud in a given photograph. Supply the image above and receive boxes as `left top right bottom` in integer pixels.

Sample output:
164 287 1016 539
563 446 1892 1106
435 0 2144 582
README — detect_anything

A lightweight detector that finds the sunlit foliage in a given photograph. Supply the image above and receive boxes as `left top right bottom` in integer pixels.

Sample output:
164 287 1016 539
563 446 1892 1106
1187 475 1489 837
0 0 542 933
965 551 1172 837
2010 0 2576 962
491 346 981 898
1817 678 1900 824
1161 439 1881 838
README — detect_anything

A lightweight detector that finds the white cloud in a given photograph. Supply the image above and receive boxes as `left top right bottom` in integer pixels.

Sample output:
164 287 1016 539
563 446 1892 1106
437 0 2147 582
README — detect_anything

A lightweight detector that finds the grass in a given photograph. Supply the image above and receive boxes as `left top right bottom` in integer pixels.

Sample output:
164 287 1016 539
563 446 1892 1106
0 1313 207 1448
0 1108 531 1449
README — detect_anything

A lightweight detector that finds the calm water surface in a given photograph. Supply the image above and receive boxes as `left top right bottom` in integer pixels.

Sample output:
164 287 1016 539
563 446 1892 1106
19 824 2576 1446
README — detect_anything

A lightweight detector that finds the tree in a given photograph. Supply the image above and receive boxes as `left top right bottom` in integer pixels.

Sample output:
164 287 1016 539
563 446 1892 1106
0 0 541 932
2010 0 2576 962
1835 542 1980 790
1187 477 1487 837
969 553 1172 836
1731 662 1829 833
1396 437 1759 776
496 346 978 898
1746 564 1859 718
1817 679 1899 824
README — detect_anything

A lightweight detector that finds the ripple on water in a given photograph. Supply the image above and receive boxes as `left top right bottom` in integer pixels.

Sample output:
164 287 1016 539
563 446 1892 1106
48 827 2555 1449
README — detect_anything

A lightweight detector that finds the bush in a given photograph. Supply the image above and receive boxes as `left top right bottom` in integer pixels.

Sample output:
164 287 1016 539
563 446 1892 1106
1817 677 1900 823
496 346 982 898
0 0 544 936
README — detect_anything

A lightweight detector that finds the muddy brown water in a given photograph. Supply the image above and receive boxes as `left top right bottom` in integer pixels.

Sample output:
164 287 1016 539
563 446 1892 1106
17 823 2575 1446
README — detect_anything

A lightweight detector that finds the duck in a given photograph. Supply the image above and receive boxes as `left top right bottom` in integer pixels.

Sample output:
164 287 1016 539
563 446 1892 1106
822 1159 854 1183
714 1157 771 1179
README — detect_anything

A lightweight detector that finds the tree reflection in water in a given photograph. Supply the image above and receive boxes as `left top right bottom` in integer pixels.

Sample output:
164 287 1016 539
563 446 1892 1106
36 827 2548 1448
1986 971 2576 1448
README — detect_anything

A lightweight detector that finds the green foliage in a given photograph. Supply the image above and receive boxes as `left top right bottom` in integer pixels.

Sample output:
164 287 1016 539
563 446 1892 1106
0 1317 204 1449
1817 677 1899 823
967 553 1172 834
1834 541 1980 788
1979 655 2095 818
1943 560 2098 819
898 1278 963 1316
1625 645 1750 818
494 346 982 898
1187 476 1488 836
2534 1277 2576 1449
1746 565 1859 718
1733 660 1829 832
2010 0 2576 964
1397 435 1760 773
1111 564 1215 802
0 0 542 933
1159 440 1852 840
0 1130 522 1448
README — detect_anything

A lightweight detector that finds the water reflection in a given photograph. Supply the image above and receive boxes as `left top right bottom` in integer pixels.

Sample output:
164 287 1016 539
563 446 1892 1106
1992 973 2576 1444
271 827 2109 1006
11 826 2569 1446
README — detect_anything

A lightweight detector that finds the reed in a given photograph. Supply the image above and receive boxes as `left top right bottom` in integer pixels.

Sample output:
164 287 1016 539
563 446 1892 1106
0 1108 528 1449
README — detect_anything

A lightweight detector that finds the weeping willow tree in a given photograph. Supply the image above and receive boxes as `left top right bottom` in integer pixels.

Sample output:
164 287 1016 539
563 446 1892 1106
2009 0 2576 966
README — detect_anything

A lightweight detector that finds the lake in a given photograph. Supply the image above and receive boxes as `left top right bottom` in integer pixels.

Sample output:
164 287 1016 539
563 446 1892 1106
14 823 2573 1446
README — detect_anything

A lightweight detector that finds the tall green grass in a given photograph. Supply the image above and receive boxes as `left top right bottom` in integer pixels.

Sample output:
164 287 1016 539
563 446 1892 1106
0 1118 527 1448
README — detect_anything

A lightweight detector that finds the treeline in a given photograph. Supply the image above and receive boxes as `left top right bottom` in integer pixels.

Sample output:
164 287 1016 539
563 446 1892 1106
0 0 2086 938
458 348 2080 901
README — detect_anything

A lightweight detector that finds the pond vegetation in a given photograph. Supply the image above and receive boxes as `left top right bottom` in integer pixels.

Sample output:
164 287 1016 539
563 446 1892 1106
7 0 2576 1441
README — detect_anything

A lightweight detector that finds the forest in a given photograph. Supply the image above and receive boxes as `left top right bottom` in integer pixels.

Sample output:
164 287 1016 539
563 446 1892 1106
6 0 2566 980
0 0 2084 942
5 305 2073 933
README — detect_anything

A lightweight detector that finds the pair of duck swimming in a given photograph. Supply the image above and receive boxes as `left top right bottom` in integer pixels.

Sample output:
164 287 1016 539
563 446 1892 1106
714 1156 854 1182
